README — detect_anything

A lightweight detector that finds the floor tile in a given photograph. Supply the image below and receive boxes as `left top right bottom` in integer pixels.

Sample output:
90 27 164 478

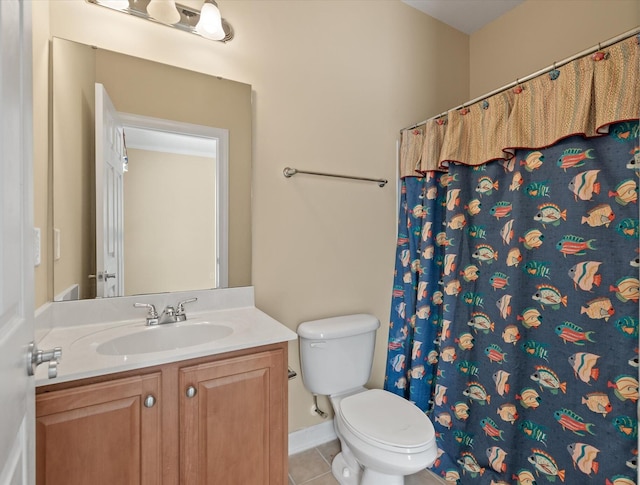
316 439 340 465
289 448 331 485
300 471 339 485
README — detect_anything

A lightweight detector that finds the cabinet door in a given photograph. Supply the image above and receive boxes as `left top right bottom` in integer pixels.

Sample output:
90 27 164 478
36 373 161 485
180 349 286 485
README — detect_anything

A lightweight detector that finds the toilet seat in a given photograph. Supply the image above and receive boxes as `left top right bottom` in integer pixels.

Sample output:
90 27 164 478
338 389 435 453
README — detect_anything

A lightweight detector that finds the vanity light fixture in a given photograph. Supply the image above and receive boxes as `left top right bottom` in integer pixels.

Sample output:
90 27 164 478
86 0 234 42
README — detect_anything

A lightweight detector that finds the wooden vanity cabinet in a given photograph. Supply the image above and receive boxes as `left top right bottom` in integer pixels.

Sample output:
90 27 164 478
36 343 288 485
36 373 162 485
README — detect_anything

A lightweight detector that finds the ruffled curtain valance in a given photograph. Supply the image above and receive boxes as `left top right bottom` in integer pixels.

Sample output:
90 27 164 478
400 35 639 176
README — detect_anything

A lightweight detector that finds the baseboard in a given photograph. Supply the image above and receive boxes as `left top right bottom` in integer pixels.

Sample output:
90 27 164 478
288 420 337 455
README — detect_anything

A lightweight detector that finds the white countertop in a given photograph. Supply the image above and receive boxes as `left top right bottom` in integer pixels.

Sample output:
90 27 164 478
35 305 297 386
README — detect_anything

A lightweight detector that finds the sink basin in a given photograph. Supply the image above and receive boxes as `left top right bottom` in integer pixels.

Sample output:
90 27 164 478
95 323 233 356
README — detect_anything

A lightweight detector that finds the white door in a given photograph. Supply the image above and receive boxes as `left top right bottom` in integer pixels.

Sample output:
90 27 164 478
0 0 35 483
95 84 125 298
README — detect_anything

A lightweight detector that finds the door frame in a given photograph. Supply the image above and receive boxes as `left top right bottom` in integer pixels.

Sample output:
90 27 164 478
118 112 229 288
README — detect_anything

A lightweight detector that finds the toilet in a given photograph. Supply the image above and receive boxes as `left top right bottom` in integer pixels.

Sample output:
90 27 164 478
297 314 437 485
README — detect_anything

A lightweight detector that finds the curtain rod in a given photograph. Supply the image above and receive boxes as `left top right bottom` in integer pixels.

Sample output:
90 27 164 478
283 167 388 187
403 26 640 132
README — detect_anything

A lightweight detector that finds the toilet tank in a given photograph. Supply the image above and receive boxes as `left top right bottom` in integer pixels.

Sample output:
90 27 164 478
297 314 380 396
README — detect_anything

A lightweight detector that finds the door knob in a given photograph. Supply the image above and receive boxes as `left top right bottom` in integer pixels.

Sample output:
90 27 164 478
27 342 62 378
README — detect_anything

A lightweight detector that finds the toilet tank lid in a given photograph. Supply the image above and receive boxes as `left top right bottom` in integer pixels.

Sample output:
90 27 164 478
297 314 380 339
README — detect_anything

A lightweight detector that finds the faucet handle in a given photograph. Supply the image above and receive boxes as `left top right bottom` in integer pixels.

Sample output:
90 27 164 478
134 303 160 325
176 297 197 315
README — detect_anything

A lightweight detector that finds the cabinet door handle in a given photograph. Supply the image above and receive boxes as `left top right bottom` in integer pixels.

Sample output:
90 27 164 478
144 394 156 408
185 386 197 398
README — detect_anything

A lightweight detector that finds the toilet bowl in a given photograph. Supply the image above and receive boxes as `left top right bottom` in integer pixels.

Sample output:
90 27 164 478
297 314 437 485
331 389 437 485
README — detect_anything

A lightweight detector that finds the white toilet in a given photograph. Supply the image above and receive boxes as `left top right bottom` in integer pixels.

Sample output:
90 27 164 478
297 314 437 485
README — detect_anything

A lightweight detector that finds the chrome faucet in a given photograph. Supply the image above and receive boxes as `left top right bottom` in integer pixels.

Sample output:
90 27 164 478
134 297 198 326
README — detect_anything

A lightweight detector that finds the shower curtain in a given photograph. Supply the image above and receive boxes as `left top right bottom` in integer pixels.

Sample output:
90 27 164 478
385 35 639 484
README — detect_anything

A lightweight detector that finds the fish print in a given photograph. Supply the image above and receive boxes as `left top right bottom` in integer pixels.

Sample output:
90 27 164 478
516 387 542 409
462 291 484 307
567 442 599 475
468 312 495 334
496 294 512 319
486 446 508 473
506 247 522 267
443 253 457 276
607 375 639 402
465 198 482 216
453 429 474 447
502 324 521 345
467 224 487 239
476 176 499 196
443 279 462 296
554 408 595 436
522 260 551 278
534 202 567 227
463 382 491 405
611 415 638 439
569 169 601 201
490 201 513 219
531 365 567 394
581 203 615 227
496 402 519 425
581 392 612 417
489 272 510 290
518 307 543 329
446 188 461 211
485 343 507 364
521 151 544 172
557 148 595 171
493 370 510 396
528 449 566 482
525 181 551 198
556 234 596 256
521 340 549 361
615 316 638 338
435 412 453 429
532 284 567 310
456 360 480 377
456 332 475 351
457 451 485 477
519 420 548 446
568 352 600 384
609 178 638 206
568 261 602 291
519 228 544 249
460 264 480 282
510 171 524 191
610 276 639 303
606 476 636 485
434 384 448 405
513 469 537 485
452 401 471 421
500 219 514 244
616 218 639 238
555 321 596 345
472 244 498 264
447 213 466 230
580 296 615 321
480 417 505 441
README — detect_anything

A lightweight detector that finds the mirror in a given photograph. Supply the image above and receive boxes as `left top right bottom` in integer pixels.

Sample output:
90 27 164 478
52 37 252 301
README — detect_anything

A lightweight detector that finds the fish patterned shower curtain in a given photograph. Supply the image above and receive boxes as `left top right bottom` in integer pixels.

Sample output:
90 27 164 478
385 35 639 485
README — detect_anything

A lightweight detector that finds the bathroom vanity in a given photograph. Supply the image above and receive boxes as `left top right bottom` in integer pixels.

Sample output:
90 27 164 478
34 288 297 485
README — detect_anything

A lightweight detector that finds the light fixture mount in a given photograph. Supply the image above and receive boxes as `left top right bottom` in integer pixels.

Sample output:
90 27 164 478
86 0 234 43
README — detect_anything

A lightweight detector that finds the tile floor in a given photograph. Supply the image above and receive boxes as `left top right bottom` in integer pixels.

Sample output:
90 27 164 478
288 440 447 485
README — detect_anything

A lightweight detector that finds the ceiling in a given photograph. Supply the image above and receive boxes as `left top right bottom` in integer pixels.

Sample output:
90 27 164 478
402 0 525 35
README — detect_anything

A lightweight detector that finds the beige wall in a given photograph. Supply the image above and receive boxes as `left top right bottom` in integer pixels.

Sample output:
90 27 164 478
33 0 639 434
37 0 469 432
470 0 640 98
124 149 216 295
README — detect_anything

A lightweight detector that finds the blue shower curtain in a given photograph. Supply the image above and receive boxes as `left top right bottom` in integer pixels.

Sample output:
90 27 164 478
386 121 639 484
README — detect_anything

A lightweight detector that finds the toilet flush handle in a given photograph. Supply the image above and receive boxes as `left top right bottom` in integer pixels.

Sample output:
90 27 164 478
310 341 326 348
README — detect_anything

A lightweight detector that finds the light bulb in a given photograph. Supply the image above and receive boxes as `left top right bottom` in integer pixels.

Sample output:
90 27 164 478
101 0 129 9
146 0 181 24
196 1 225 40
